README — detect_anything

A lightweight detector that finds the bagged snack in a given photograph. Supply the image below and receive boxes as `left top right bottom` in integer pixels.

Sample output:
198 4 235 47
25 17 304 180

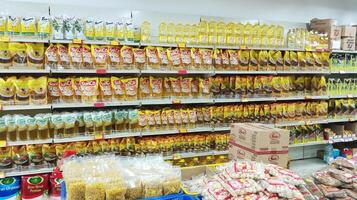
123 78 138 100
83 112 94 133
63 112 77 137
283 51 291 70
45 44 58 69
0 42 11 69
201 49 213 70
318 184 346 198
0 77 15 105
259 178 304 199
168 48 181 69
163 77 172 97
248 50 258 71
297 52 306 68
72 77 82 102
59 77 74 103
92 45 108 69
146 47 160 69
192 48 202 70
99 77 112 102
139 77 151 99
150 77 163 98
121 46 134 69
228 50 239 70
12 145 29 166
157 47 169 69
42 144 57 164
57 44 70 69
26 43 44 69
111 76 125 101
258 50 268 71
333 157 357 169
82 44 93 69
80 77 98 103
0 147 12 169
199 78 211 97
108 46 121 69
29 76 47 105
14 77 30 105
306 51 315 70
69 44 82 68
21 174 49 200
275 51 283 71
181 78 192 97
181 48 192 69
9 43 27 67
329 168 356 183
47 79 60 105
170 77 181 97
27 144 43 165
138 110 147 131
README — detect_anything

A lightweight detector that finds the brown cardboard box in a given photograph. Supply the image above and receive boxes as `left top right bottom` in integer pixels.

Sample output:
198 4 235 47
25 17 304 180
229 144 288 168
310 18 337 33
328 26 342 39
341 26 357 37
230 123 289 151
341 37 356 51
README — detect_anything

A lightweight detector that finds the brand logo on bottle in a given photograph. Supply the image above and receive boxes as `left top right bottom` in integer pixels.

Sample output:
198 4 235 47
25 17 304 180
27 176 44 185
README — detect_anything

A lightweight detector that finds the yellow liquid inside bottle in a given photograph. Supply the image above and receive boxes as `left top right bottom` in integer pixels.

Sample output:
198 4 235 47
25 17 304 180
141 21 151 42
175 23 184 43
191 24 198 44
198 21 208 45
226 22 235 45
208 21 217 45
243 23 253 47
159 22 168 43
167 23 176 43
217 22 226 45
234 23 244 46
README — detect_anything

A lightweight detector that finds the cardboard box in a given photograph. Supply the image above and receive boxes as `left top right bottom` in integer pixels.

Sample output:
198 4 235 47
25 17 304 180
230 123 289 151
328 26 342 39
229 144 288 168
329 39 341 50
341 26 357 37
310 18 337 33
341 37 356 51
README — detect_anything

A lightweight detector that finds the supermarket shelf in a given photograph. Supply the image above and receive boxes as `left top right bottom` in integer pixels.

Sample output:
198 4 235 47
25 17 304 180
3 167 54 178
330 70 357 74
51 69 140 74
141 98 214 105
140 69 215 75
289 158 328 178
52 101 140 109
141 127 212 136
163 150 228 160
0 69 50 74
213 127 230 132
328 117 355 123
53 135 94 143
288 141 328 148
332 50 357 54
1 104 51 111
9 37 48 43
7 139 53 146
276 70 330 75
104 132 141 139
214 70 276 75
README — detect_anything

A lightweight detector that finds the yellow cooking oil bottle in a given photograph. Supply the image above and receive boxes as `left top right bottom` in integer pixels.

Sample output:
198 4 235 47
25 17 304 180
167 22 176 43
267 25 276 48
251 24 260 47
208 20 218 45
260 24 269 47
183 24 191 44
190 24 198 44
175 23 185 43
276 25 284 48
198 20 209 45
243 23 253 47
140 21 151 42
158 22 168 43
225 22 235 45
217 22 226 45
234 23 244 46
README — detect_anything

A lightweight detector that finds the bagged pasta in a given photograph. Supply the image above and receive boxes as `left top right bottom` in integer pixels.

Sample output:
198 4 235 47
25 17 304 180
57 44 70 69
69 44 82 68
108 46 121 69
111 76 125 101
123 78 138 100
92 45 108 69
82 44 93 69
80 77 98 103
45 44 58 69
26 43 44 69
99 77 112 102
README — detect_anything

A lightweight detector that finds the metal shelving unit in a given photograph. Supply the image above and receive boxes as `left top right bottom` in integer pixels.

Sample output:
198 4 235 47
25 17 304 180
1 104 52 111
2 167 54 178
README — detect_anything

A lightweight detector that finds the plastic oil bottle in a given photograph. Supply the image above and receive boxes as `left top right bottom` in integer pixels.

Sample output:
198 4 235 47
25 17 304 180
266 25 276 48
225 22 235 45
125 19 134 42
158 22 167 43
175 23 184 43
260 24 269 47
244 23 253 47
117 20 126 41
184 24 191 44
234 23 244 46
276 25 284 48
140 21 151 42
167 22 176 43
251 24 260 47
198 20 208 45
217 21 226 45
208 20 217 45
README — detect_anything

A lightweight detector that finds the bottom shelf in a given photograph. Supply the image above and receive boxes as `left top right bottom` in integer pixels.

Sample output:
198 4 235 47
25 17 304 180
289 158 328 178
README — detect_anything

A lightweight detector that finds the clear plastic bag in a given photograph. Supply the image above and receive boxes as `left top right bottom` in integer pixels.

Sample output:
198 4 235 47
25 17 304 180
162 167 181 195
312 170 343 187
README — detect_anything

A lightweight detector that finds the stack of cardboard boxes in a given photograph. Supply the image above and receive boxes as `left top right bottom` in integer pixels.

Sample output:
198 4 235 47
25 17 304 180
229 123 290 168
310 18 357 51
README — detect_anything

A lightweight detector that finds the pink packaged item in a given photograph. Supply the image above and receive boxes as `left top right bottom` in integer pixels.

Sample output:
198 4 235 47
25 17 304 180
21 173 49 200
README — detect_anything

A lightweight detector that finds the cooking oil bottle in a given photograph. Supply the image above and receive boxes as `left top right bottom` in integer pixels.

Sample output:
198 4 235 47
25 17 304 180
140 21 151 42
208 20 217 45
190 24 198 44
267 25 276 48
251 24 260 47
226 22 235 45
175 23 184 43
217 21 226 45
167 22 176 43
234 23 244 46
276 25 284 48
184 24 191 43
260 24 269 47
198 20 208 45
158 22 168 43
244 23 253 47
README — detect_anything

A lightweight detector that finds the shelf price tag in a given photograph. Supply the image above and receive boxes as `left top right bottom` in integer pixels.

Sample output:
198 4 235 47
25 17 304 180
339 70 346 74
93 102 105 108
0 171 4 178
178 69 187 75
0 36 10 42
240 45 247 49
72 38 82 44
173 153 181 160
179 128 188 133
0 140 6 147
110 41 119 45
172 99 181 104
178 43 186 48
96 69 107 74
347 94 353 98
94 133 104 140
305 120 313 125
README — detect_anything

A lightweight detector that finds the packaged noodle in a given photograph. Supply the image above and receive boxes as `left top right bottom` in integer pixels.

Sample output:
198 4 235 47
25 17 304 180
313 52 322 69
14 77 30 105
57 44 70 69
297 52 306 68
191 78 199 97
0 42 11 68
26 43 44 69
0 77 15 105
42 144 57 164
150 77 163 98
45 44 58 69
170 77 181 97
306 51 314 70
146 110 156 130
37 16 51 38
59 77 74 103
258 50 268 71
51 114 64 138
114 110 128 132
121 46 134 69
268 50 278 71
82 44 93 69
75 112 85 135
12 146 29 167
157 47 169 69
228 50 239 70
139 77 151 99
72 77 82 102
181 48 192 69
21 17 36 36
321 52 330 70
25 116 37 140
123 77 138 100
27 144 43 165
69 44 82 68
146 47 160 69
93 112 104 134
133 48 146 69
192 48 202 69
199 78 211 97
222 50 230 70
275 51 284 71
138 110 147 131
181 77 192 97
161 109 168 129
92 45 108 69
128 109 139 131
9 43 27 67
290 51 298 68
28 76 47 105
168 48 181 69
111 76 125 101
163 77 172 97
108 46 121 69
213 49 222 70
201 49 213 70
15 115 27 141
99 77 112 102
283 51 291 70
181 109 189 126
83 112 95 133
80 77 98 103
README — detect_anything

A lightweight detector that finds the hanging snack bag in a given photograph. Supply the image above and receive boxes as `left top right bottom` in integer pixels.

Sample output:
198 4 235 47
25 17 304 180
0 77 15 105
111 76 125 101
37 16 51 38
52 16 64 39
228 50 239 70
192 48 202 70
99 77 112 102
21 17 36 36
170 77 181 97
146 46 160 69
69 44 82 68
258 50 268 71
57 44 70 69
239 50 250 71
27 144 43 165
267 50 277 71
7 16 21 36
9 43 27 67
80 77 98 103
12 146 29 166
59 77 74 103
306 51 315 70
157 47 169 69
181 48 192 69
29 76 47 105
123 77 138 100
25 43 44 69
121 46 134 69
108 46 121 69
84 19 95 40
168 48 181 69
283 51 291 70
21 174 49 200
72 77 82 102
14 77 30 105
94 20 105 40
92 45 108 69
201 49 213 70
133 48 146 69
81 44 93 69
139 77 151 99
45 44 58 69
0 42 11 68
150 77 163 98
297 52 306 68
